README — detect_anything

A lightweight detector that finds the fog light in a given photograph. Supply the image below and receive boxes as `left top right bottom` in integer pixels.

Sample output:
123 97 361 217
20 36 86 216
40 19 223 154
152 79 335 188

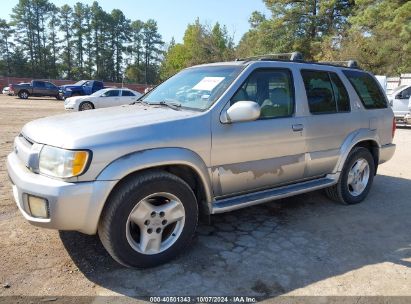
27 195 49 218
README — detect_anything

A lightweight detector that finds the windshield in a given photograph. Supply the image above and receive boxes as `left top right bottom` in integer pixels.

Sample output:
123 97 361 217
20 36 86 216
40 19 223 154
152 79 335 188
142 65 243 111
73 80 87 86
91 88 109 97
391 85 407 95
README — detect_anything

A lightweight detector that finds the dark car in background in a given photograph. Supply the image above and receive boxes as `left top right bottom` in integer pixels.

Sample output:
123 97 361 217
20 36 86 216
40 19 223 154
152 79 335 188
10 80 61 100
59 80 104 99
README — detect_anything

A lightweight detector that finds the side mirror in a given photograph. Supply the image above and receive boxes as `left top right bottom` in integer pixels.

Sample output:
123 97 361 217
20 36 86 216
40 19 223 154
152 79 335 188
221 100 261 124
395 94 402 99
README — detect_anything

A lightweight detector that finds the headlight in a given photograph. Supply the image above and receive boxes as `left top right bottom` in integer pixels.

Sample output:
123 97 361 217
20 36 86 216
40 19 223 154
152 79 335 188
39 145 91 178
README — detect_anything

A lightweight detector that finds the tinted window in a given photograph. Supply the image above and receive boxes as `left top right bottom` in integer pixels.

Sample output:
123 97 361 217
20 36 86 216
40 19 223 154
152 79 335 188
343 70 387 109
102 90 120 97
33 81 45 88
399 87 411 99
329 73 350 112
94 82 103 89
45 82 56 89
301 70 336 114
122 90 135 96
231 69 294 119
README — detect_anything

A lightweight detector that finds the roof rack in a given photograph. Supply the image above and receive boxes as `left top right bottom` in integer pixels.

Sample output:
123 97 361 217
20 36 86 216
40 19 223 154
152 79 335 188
318 60 360 69
235 52 361 69
236 52 304 62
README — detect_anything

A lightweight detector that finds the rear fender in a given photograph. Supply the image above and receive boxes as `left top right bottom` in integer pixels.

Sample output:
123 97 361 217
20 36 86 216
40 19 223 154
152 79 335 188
334 128 380 173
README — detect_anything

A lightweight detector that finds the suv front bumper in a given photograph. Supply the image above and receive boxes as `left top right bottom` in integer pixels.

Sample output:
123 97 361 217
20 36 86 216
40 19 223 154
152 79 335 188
6 152 116 235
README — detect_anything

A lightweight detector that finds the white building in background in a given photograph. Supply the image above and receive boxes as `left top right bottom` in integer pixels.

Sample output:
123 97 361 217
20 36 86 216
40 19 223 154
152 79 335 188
386 74 411 95
376 75 387 93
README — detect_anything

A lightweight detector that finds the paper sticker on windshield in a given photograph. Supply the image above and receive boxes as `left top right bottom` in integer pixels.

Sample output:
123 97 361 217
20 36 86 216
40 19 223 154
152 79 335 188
192 77 225 91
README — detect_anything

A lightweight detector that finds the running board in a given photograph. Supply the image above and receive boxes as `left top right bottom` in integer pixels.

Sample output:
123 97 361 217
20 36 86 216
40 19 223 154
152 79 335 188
211 177 337 214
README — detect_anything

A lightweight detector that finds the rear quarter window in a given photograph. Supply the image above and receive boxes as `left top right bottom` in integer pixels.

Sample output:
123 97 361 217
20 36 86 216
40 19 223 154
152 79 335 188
342 70 387 109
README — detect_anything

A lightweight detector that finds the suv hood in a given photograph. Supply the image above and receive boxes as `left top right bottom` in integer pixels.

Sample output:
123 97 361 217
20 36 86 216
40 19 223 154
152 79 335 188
22 104 200 149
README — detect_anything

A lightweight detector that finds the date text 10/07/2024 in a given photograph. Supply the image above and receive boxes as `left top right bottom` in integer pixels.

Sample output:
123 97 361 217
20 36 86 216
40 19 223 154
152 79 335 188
149 296 257 303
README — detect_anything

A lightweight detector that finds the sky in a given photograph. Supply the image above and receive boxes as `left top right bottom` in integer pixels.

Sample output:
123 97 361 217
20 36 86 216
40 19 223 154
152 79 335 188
0 0 270 44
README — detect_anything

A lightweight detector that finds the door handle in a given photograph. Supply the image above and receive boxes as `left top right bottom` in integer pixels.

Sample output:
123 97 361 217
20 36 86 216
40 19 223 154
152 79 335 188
292 124 304 132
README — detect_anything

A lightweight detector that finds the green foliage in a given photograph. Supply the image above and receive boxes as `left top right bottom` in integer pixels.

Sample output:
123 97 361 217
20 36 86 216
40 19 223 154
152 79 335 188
0 0 164 83
0 0 408 81
0 19 14 76
237 0 410 75
348 0 411 74
59 4 74 79
160 19 235 80
238 0 355 60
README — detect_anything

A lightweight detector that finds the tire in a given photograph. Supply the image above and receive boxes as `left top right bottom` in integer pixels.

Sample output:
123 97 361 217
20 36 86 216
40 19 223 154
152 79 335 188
79 101 94 111
98 170 199 268
18 90 29 99
55 95 62 100
325 147 375 205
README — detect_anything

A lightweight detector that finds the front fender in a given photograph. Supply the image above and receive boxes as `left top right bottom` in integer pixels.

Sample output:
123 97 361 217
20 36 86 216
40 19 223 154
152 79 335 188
96 147 213 203
334 128 381 173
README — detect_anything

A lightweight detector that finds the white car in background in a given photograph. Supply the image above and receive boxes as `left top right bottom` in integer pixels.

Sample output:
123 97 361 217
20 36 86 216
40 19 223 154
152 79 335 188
64 88 142 111
387 84 411 125
2 86 11 95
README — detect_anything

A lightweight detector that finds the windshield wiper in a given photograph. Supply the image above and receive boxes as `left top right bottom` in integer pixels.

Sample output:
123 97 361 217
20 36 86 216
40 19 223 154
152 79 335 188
130 99 150 106
149 100 182 110
130 99 182 110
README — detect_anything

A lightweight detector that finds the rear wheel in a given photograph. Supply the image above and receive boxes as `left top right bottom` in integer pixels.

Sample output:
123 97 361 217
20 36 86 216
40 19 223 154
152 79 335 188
98 171 198 268
18 90 29 99
325 147 375 205
79 101 94 111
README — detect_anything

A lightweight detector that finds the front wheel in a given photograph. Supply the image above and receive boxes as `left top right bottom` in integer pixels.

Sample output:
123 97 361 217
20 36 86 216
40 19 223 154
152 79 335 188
98 171 198 268
325 147 375 205
79 101 94 111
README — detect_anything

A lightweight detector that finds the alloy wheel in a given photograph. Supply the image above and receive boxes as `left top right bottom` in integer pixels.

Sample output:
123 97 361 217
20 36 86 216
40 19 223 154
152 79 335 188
125 192 186 255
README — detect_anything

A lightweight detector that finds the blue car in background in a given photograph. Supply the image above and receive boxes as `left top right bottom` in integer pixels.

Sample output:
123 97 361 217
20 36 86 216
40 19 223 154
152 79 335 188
59 80 105 99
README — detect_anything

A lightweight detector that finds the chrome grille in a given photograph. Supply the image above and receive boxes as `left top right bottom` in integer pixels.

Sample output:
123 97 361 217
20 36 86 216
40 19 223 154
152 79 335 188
14 134 42 171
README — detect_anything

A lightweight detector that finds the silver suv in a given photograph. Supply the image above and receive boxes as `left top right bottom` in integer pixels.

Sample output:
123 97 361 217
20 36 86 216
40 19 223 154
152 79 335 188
7 53 396 268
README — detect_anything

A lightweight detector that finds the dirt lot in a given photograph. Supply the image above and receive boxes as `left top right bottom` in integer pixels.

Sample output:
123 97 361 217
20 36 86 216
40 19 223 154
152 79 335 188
0 94 410 302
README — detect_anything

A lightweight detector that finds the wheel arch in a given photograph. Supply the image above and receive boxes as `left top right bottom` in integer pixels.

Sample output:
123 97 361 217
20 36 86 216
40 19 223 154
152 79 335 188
334 129 381 174
79 100 94 110
96 148 213 221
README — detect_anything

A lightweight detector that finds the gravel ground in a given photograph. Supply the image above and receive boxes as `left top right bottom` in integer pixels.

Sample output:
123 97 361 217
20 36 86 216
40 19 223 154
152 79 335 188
0 94 410 302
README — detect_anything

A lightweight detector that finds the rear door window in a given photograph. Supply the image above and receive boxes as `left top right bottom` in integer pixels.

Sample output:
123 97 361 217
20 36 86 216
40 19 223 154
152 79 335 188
102 90 120 97
93 82 103 90
301 70 351 114
329 73 350 112
122 90 136 96
33 81 45 88
342 70 387 109
45 82 56 89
